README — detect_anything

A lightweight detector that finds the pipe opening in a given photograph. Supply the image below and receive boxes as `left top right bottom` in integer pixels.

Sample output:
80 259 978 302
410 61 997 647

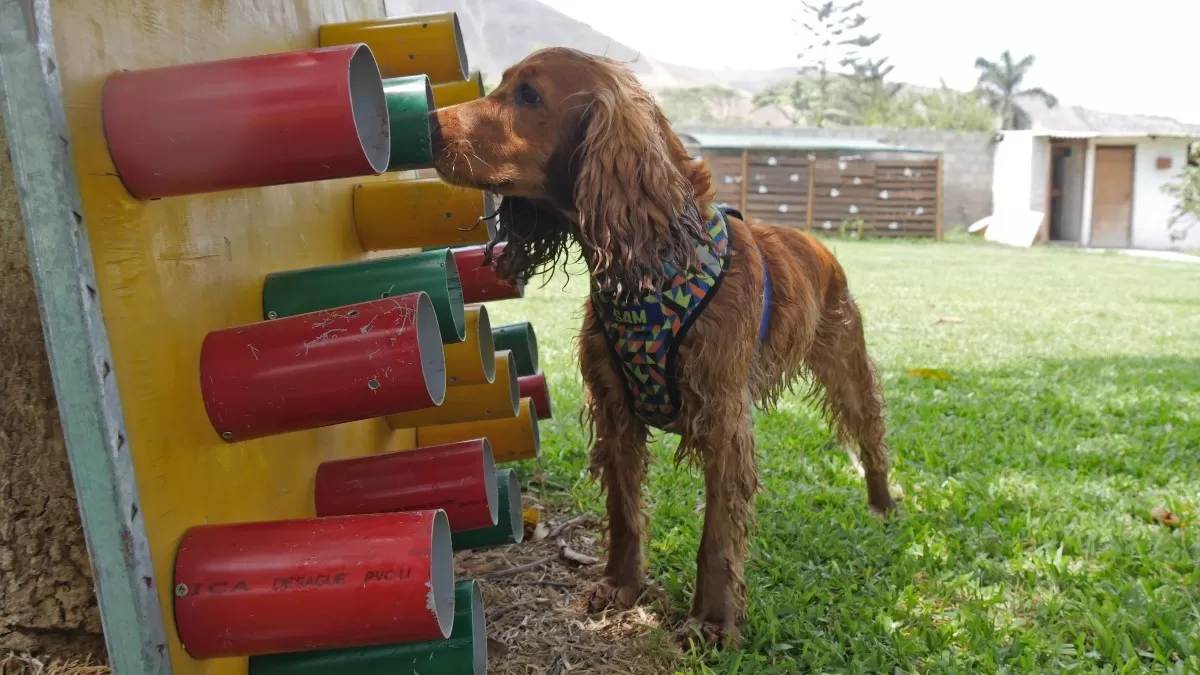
420 76 436 153
421 76 436 115
469 582 487 674
415 293 448 406
450 14 469 81
525 324 539 372
430 510 455 639
481 439 499 527
476 305 496 384
541 376 553 419
505 470 524 544
500 351 520 416
529 404 542 459
348 45 392 174
442 250 467 341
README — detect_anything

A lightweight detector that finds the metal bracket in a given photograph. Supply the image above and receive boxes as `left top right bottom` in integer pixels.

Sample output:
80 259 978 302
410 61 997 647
0 0 172 671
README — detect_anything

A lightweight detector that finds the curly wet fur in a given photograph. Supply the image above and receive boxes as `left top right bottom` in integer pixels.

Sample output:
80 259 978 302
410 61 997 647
483 196 576 286
430 46 896 646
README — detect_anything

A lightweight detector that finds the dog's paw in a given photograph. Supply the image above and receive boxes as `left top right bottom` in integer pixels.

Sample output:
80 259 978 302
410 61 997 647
679 618 743 650
869 503 898 520
869 496 899 520
583 578 640 614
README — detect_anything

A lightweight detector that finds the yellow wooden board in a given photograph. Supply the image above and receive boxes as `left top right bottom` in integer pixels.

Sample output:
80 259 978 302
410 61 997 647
51 1 422 673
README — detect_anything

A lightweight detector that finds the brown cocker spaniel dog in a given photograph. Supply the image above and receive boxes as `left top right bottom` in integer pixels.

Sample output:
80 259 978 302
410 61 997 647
429 47 897 646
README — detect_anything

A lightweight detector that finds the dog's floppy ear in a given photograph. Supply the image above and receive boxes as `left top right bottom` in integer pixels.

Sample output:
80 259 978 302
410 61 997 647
485 196 575 285
573 75 707 293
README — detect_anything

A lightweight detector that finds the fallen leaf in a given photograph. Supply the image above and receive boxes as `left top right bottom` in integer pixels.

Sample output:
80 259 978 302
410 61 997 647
933 316 964 325
486 637 509 658
523 507 541 528
905 367 952 381
1150 507 1183 528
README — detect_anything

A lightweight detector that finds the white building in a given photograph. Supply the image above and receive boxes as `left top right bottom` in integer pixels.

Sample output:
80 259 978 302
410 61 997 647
991 101 1200 251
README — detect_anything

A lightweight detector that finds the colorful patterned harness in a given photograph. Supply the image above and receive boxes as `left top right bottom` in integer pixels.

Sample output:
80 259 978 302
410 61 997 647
592 206 772 429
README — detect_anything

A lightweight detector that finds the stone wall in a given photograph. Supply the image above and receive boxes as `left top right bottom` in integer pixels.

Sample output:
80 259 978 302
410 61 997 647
678 126 998 230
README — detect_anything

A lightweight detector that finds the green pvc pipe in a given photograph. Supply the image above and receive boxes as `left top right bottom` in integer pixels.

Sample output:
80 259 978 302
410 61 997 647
250 580 486 674
453 468 523 551
383 74 436 171
262 249 466 343
491 322 538 377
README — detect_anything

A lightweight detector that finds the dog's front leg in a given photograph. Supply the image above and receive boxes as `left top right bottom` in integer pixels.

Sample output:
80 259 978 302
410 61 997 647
580 326 649 613
687 398 758 648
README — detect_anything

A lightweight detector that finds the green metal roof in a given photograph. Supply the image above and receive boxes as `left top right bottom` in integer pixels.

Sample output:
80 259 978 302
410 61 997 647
677 131 938 155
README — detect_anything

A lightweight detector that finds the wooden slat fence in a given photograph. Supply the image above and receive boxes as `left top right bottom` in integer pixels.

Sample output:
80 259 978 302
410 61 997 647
702 149 943 240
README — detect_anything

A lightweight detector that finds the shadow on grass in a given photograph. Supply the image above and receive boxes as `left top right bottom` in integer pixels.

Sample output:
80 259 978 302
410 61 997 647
1138 295 1200 308
653 355 1200 673
883 355 1200 482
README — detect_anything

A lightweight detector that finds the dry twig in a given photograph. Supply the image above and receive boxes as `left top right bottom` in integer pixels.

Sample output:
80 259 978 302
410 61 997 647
548 514 591 539
484 555 556 578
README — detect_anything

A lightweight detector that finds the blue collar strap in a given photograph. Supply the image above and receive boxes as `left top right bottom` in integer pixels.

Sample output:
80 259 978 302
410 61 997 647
718 207 772 345
759 243 772 343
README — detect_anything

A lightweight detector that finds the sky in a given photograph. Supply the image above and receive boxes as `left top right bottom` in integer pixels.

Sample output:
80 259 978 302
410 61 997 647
537 0 1200 124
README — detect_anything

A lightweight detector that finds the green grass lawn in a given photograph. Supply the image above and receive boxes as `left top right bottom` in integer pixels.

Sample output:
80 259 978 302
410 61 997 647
485 239 1200 674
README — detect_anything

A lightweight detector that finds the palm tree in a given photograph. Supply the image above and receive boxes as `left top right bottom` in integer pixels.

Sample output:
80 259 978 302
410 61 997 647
973 50 1058 129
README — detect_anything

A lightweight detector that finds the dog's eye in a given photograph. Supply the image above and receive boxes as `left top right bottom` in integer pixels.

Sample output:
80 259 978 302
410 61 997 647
515 83 542 107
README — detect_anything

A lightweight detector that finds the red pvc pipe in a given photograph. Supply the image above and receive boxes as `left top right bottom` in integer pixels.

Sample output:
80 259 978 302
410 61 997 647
173 510 454 658
102 44 391 199
451 243 525 304
518 371 553 420
315 439 498 531
200 292 446 443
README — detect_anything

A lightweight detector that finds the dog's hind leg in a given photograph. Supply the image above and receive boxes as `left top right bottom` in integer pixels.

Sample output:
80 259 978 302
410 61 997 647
806 290 897 516
580 321 650 613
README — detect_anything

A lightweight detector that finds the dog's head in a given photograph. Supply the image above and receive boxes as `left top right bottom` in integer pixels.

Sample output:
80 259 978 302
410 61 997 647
429 47 714 292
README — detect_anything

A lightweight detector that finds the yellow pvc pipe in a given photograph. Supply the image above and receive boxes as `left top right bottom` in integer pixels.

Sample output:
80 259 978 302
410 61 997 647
445 305 496 387
386 351 517 429
417 398 540 464
432 71 485 108
353 177 497 251
319 12 468 84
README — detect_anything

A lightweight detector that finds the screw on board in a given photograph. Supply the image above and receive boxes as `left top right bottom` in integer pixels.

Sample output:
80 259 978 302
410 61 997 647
175 583 189 597
221 431 233 441
267 310 278 319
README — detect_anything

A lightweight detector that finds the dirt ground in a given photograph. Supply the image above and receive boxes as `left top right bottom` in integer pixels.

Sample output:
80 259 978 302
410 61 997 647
2 505 684 675
0 656 106 675
463 505 686 675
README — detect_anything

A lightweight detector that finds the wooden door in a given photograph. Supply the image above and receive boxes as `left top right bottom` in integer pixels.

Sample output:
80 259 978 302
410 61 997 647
1090 146 1135 247
1046 144 1067 241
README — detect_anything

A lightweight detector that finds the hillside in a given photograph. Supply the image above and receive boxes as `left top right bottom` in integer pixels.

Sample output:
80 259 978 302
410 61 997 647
382 0 793 92
382 0 1200 131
